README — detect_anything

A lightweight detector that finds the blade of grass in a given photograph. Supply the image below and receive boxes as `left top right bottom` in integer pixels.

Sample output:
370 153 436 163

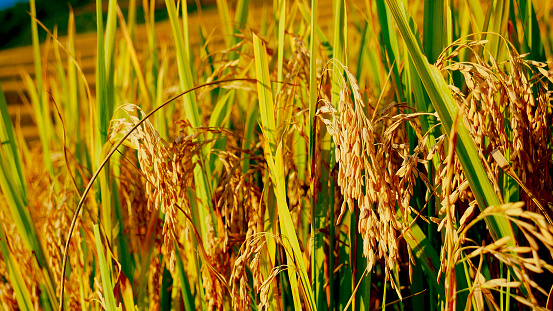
266 143 317 311
231 0 250 59
165 0 200 128
516 0 546 61
253 35 277 149
314 135 331 311
104 0 117 124
156 52 169 138
308 0 318 174
332 1 347 308
116 5 151 106
355 20 369 83
276 0 286 98
96 0 117 147
93 225 117 311
375 0 404 102
483 0 510 61
307 0 327 309
95 2 118 289
216 0 233 47
242 97 259 174
175 243 196 311
66 8 79 150
333 0 346 66
254 34 316 310
207 90 233 170
120 275 135 311
159 265 173 310
29 0 53 175
181 0 191 55
254 32 291 309
422 0 445 63
464 0 484 33
0 93 25 200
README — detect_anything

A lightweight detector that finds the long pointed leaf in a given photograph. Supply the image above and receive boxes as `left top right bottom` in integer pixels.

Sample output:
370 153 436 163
254 34 316 311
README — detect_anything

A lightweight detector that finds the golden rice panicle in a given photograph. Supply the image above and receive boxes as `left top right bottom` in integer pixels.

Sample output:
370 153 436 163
66 224 85 310
119 149 150 251
164 129 204 268
460 202 553 308
318 62 365 224
109 105 202 270
212 137 264 233
509 53 553 209
318 63 415 296
274 36 310 114
0 258 17 308
229 180 263 310
18 143 87 309
93 277 107 309
287 36 310 81
439 40 553 212
213 145 259 244
42 190 85 308
440 52 504 204
42 194 63 286
257 265 287 311
0 210 41 310
229 235 253 310
195 190 229 310
202 268 223 311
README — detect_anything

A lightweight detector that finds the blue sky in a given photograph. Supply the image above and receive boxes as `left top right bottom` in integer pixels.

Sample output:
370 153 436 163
0 0 28 10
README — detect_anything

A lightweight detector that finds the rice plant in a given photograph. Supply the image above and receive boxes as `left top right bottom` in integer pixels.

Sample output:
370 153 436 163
0 0 552 310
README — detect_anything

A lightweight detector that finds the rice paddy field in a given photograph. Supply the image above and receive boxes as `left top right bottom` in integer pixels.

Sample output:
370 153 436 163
1 0 553 310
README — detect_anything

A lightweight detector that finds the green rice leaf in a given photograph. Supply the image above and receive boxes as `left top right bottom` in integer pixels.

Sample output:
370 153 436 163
254 34 316 310
175 243 196 311
253 34 276 149
29 0 53 175
422 0 445 63
93 225 117 311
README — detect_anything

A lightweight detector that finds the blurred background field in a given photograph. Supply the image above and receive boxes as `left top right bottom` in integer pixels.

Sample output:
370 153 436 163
0 0 338 141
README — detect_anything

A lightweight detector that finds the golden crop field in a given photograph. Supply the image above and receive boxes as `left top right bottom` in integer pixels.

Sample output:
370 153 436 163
0 0 553 310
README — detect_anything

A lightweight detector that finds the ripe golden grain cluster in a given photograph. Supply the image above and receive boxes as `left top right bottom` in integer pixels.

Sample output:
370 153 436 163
438 39 553 215
109 104 204 271
318 63 415 296
0 211 40 309
317 38 553 304
0 147 87 309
